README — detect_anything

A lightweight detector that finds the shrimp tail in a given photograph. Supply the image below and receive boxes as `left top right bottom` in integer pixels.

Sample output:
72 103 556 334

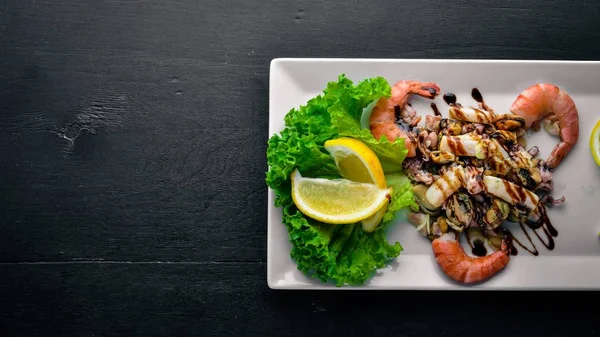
546 139 574 169
411 82 441 100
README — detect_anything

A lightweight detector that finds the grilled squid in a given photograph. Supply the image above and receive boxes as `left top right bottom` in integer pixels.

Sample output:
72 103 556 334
487 139 512 175
449 105 526 132
482 175 539 212
439 134 489 159
425 165 465 208
449 106 496 124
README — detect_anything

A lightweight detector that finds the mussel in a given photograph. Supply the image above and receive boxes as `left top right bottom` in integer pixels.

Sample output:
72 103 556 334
483 197 510 229
428 217 449 241
445 192 474 232
494 114 526 131
491 130 517 147
508 168 541 191
430 151 455 164
507 204 534 222
436 216 449 234
439 118 464 136
412 184 440 215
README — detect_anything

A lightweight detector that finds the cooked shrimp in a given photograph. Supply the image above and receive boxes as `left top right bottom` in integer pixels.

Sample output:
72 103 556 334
432 233 510 284
510 83 579 169
370 80 440 157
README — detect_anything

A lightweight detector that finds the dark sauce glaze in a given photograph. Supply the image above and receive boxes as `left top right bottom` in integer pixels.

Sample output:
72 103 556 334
445 135 467 155
472 241 487 257
505 205 558 256
529 204 557 250
506 223 539 256
465 230 488 257
430 103 442 116
471 88 484 104
394 105 401 123
443 93 457 105
471 87 492 111
443 88 485 107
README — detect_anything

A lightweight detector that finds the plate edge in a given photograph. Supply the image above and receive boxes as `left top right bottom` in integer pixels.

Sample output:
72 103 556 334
268 57 600 64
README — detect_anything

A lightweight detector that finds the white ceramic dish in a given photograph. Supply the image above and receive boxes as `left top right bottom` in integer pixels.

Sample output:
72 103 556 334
267 58 600 290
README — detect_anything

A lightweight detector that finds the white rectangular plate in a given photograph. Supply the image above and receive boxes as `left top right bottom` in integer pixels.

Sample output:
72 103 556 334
267 58 600 290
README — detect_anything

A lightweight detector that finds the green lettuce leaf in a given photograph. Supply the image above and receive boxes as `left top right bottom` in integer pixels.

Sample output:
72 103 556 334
266 129 339 207
383 173 419 224
265 74 415 286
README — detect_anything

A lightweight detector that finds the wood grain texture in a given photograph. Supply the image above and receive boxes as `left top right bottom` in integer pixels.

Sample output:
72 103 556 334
1 263 599 336
1 0 600 335
0 0 270 263
2 0 600 263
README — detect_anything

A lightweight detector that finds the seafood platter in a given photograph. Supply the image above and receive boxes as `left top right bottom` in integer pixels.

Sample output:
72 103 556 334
266 59 600 289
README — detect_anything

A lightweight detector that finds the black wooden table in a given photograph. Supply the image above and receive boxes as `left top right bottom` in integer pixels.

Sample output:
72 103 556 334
1 1 600 336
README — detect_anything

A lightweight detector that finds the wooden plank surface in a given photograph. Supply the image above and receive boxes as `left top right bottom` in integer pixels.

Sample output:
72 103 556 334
1 0 600 335
1 263 599 336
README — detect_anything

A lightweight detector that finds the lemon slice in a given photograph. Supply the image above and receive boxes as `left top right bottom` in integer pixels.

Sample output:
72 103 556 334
324 137 387 189
290 169 392 225
323 137 388 232
591 119 600 167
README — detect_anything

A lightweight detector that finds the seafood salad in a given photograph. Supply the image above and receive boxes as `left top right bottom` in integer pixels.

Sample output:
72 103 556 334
371 80 579 284
266 72 581 287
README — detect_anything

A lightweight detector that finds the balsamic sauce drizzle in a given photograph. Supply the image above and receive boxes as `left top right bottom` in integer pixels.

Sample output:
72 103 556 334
443 88 488 109
471 88 484 104
443 93 457 105
504 205 558 256
465 230 488 257
394 105 401 122
471 87 492 111
430 103 442 116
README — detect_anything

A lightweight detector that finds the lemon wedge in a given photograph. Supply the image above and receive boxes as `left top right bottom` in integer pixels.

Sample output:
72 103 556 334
323 137 388 232
290 169 392 225
591 119 600 167
324 137 387 189
359 205 388 232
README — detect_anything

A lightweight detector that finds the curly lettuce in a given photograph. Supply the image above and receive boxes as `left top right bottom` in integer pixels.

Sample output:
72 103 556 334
266 74 416 286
